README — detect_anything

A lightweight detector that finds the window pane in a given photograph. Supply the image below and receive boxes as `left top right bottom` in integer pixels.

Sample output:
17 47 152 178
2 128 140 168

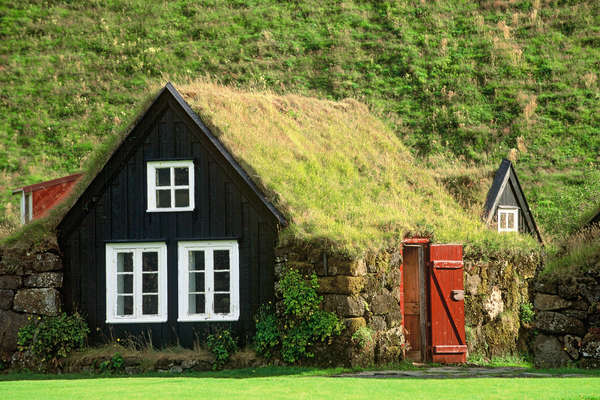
117 274 133 294
214 294 230 314
117 252 133 272
174 189 189 207
499 212 506 229
189 272 205 292
190 251 205 271
156 168 171 186
142 295 158 315
142 252 158 272
174 167 189 186
24 193 31 222
214 250 230 270
508 213 515 229
156 189 171 208
117 295 133 316
214 271 230 292
189 293 205 314
143 273 158 293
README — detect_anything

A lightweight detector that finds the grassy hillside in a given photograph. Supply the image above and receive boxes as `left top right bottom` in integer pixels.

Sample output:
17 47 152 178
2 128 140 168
1 0 599 241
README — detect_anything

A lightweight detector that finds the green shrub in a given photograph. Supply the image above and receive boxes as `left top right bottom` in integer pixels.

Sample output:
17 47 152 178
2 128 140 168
206 330 238 370
254 304 280 359
519 302 535 325
98 352 124 374
351 326 375 349
17 312 89 369
254 268 343 363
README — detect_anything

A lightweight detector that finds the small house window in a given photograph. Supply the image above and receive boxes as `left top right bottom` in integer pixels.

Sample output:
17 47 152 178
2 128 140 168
105 243 167 323
21 191 32 224
146 161 195 212
498 208 518 232
177 241 240 322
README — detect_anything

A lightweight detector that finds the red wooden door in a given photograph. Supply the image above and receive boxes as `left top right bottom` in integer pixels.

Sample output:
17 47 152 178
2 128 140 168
429 244 467 363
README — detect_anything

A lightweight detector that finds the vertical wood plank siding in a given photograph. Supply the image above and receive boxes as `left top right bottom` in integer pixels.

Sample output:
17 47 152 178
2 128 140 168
59 98 278 347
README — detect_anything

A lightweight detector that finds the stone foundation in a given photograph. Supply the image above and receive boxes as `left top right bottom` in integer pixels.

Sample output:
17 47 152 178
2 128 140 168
532 266 600 368
275 245 404 367
0 240 63 359
463 253 540 357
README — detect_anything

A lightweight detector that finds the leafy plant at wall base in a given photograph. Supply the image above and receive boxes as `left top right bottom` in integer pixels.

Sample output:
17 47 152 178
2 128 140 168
16 312 89 369
99 352 124 374
351 326 375 349
206 330 238 370
520 302 535 325
254 267 343 363
254 304 280 359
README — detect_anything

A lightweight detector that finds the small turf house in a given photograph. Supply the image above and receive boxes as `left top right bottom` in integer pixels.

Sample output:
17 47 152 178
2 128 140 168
56 82 508 361
483 159 542 243
13 173 82 225
58 84 286 346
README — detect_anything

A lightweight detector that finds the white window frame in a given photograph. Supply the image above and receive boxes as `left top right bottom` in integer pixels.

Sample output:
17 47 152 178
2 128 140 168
105 242 168 324
146 160 195 212
20 191 33 224
498 207 519 232
177 240 240 322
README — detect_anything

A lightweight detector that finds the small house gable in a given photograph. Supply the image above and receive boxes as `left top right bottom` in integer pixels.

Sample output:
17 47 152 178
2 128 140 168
483 159 542 243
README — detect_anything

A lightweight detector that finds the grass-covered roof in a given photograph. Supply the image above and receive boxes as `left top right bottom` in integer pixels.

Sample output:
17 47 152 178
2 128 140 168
174 81 538 256
4 81 540 258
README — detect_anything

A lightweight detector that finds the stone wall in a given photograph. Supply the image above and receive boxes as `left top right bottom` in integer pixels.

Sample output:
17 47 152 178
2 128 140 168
532 267 600 368
0 240 63 359
275 245 404 367
463 253 539 357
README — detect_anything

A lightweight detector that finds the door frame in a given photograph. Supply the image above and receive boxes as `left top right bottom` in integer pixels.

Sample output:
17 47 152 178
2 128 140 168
401 238 431 362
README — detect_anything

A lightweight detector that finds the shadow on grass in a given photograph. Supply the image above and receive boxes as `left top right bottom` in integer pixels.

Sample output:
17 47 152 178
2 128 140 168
2 364 599 383
0 366 351 382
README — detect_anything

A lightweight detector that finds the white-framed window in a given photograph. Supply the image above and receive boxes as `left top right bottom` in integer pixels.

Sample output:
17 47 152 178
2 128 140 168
146 160 195 212
105 242 168 323
177 241 240 322
20 191 32 224
498 207 519 232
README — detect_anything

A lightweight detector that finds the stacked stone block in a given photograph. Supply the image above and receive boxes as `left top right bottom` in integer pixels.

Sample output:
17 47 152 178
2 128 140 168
533 269 600 368
275 246 405 367
463 254 539 357
0 242 63 359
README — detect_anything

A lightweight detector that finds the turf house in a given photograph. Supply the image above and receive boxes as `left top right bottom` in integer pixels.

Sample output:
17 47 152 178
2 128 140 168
0 82 542 366
483 159 543 243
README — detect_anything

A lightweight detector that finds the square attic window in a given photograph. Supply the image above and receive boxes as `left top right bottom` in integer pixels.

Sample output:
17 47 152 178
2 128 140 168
498 207 518 233
147 161 195 212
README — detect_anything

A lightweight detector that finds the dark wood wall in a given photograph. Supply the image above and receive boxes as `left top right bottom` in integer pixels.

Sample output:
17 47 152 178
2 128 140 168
59 98 278 347
492 173 530 235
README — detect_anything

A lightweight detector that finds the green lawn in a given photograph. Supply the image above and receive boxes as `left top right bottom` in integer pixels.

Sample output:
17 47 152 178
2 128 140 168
1 373 599 400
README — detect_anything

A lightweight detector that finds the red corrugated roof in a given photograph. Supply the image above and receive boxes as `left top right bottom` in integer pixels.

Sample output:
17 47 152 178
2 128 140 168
12 173 83 194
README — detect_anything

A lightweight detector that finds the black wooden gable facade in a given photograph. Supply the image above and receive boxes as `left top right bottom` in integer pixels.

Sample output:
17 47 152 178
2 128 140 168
483 159 542 243
57 83 285 346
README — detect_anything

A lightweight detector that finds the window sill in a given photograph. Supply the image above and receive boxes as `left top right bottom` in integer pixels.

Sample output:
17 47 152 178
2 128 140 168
146 207 195 213
106 316 168 324
177 313 240 322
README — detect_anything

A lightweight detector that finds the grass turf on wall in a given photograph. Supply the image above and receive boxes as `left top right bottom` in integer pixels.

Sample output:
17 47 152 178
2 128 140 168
1 0 599 243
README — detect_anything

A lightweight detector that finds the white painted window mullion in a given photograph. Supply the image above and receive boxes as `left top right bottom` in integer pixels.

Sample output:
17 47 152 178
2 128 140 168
206 249 214 319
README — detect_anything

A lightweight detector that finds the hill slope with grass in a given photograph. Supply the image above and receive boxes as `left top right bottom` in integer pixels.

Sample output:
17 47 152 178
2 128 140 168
1 0 599 241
